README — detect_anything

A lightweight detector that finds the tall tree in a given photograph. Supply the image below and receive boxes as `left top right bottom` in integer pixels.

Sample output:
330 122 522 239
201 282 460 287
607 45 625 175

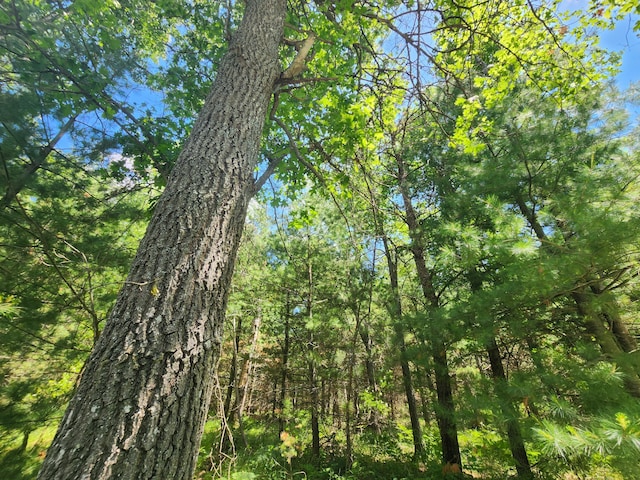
38 1 288 478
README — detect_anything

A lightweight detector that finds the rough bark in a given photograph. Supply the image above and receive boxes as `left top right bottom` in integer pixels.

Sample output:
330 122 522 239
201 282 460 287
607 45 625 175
38 1 287 478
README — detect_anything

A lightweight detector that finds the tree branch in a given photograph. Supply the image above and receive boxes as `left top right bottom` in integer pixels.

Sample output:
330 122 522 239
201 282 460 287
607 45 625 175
280 33 315 80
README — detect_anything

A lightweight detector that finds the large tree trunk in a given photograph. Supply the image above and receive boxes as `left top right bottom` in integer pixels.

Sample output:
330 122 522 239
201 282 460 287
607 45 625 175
38 2 287 479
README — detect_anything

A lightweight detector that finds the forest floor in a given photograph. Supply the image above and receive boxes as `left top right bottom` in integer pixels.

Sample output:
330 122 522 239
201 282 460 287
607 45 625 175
0 418 626 479
193 418 625 480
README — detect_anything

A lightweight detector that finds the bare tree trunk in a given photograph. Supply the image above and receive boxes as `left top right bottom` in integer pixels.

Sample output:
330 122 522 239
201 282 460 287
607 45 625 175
238 313 262 417
221 317 242 452
345 309 361 466
359 321 382 432
362 165 423 456
308 331 321 457
224 317 242 422
38 2 287 478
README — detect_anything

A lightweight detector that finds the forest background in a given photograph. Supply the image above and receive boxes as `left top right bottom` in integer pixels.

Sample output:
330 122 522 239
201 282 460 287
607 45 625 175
2 0 640 479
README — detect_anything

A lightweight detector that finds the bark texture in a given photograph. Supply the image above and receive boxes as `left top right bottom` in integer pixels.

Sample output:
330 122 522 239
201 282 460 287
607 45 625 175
38 1 287 478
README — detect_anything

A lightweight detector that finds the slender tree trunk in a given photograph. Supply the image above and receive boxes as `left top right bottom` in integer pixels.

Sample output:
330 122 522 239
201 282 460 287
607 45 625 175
38 2 287 478
363 167 423 456
396 157 460 467
279 304 290 435
221 316 241 452
359 327 378 393
467 269 532 476
486 338 533 479
359 324 382 432
238 313 262 417
398 334 424 457
308 331 321 457
345 311 361 467
432 345 461 466
307 249 321 457
383 237 424 457
418 365 436 426
224 318 242 422
1 116 77 212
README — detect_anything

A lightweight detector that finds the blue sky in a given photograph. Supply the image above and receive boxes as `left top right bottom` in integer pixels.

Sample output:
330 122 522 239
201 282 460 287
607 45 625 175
599 15 640 89
560 0 639 89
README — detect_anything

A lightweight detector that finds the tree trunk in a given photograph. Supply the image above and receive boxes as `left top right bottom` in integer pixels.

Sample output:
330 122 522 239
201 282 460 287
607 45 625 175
238 313 262 417
221 316 241 453
573 290 640 397
589 285 638 353
279 303 291 435
38 2 287 478
223 317 242 424
382 236 424 457
399 335 424 457
359 323 382 432
432 344 461 466
364 170 423 456
307 250 321 457
486 338 533 479
359 326 378 393
308 331 321 457
397 158 461 467
516 196 640 398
